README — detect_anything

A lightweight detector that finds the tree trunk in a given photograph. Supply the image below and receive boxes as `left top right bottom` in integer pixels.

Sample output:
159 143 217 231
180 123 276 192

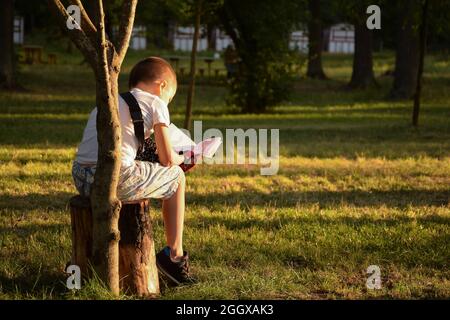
70 196 159 297
389 1 420 99
118 200 159 296
90 0 122 296
0 0 15 89
412 0 429 127
306 0 327 79
244 69 262 113
348 21 376 89
206 24 216 51
70 196 93 277
184 0 202 131
50 0 137 296
90 69 122 295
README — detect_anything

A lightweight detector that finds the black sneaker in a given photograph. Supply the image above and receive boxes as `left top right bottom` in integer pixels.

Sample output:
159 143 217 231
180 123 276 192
156 246 196 285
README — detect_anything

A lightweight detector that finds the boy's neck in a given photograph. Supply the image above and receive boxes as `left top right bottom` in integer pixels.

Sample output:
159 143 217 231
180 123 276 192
134 83 160 97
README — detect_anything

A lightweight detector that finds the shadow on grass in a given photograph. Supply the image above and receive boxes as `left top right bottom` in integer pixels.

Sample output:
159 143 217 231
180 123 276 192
0 117 86 147
0 270 68 299
0 199 448 298
1 115 449 160
0 223 70 299
0 192 74 211
188 214 450 232
187 189 450 209
0 189 448 212
188 214 449 270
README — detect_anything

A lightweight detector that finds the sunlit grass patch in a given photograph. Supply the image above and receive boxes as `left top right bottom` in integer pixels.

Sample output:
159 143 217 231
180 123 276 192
0 52 449 299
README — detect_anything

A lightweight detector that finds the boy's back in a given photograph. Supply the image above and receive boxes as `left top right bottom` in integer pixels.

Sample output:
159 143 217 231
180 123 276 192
72 56 195 285
75 88 170 169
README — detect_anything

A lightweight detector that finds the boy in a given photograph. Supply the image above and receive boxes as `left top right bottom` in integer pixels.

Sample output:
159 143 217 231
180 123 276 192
72 57 195 285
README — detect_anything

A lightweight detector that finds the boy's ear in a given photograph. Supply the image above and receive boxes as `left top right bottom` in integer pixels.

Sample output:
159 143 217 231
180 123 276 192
160 80 167 91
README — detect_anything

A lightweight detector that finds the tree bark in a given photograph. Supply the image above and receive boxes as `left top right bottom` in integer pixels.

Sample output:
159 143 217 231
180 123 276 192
306 0 327 79
0 0 15 89
389 1 420 99
206 24 216 51
49 0 137 296
348 21 377 89
89 0 122 296
70 196 93 277
184 0 202 130
412 0 429 127
118 200 159 296
70 196 159 297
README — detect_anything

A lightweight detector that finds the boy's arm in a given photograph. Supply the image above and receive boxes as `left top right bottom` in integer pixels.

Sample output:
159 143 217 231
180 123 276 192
154 123 184 167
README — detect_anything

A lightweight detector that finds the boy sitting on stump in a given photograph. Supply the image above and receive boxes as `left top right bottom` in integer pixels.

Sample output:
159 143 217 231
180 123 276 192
72 57 195 285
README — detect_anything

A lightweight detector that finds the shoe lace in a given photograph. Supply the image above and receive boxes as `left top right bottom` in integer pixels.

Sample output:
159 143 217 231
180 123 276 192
179 259 190 278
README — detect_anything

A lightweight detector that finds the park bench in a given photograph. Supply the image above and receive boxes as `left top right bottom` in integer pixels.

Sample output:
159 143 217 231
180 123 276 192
69 195 159 297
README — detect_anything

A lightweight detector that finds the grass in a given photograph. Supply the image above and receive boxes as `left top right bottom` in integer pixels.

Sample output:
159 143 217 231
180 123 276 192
0 48 449 299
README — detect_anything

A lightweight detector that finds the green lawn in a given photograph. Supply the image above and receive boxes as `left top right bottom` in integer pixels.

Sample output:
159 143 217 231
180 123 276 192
0 50 449 299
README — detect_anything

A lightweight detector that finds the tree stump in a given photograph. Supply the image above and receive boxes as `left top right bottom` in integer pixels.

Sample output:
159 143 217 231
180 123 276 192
69 195 159 297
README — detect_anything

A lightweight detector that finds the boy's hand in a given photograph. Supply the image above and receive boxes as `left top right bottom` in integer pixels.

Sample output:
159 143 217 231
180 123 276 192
179 150 196 172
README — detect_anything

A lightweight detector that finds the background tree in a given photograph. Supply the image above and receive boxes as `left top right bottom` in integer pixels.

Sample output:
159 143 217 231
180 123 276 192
218 0 299 113
426 0 450 53
412 0 429 127
389 0 421 99
49 0 137 295
306 0 327 79
341 0 378 89
0 0 16 89
184 0 202 130
161 0 221 129
133 0 176 49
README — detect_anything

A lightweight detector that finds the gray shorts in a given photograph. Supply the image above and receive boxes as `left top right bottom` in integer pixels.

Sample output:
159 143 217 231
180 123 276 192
72 160 184 201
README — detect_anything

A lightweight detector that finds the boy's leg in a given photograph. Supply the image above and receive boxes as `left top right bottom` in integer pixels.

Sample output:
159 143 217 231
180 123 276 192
117 161 192 279
162 171 185 260
72 161 96 197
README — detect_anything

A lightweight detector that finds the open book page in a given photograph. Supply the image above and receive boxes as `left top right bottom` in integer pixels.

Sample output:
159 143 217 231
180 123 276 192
168 123 222 158
193 137 223 158
168 123 196 152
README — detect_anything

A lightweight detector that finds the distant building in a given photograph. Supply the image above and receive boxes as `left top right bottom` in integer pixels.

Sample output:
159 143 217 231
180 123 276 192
171 23 355 54
130 26 147 50
13 16 24 44
172 26 208 51
325 23 355 54
113 25 147 50
214 29 233 52
289 30 308 53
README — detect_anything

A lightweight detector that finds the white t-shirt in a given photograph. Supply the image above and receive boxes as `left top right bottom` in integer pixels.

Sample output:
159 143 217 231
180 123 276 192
75 88 170 168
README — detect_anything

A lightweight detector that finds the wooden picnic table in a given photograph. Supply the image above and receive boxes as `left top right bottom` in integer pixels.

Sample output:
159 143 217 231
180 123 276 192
22 45 44 64
168 56 181 71
204 57 214 77
165 55 218 76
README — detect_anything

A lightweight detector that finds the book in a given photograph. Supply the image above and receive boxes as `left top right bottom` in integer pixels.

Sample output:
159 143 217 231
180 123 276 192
168 123 222 158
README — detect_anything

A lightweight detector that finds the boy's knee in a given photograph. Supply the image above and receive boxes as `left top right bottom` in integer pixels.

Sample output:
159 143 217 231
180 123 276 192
177 166 186 186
